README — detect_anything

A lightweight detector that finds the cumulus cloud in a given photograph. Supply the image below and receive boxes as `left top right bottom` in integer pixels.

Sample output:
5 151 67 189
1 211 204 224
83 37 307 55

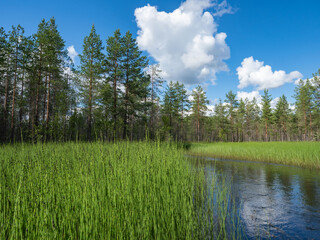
236 90 262 103
237 57 302 90
67 45 78 63
294 77 315 86
237 91 284 110
206 105 215 116
270 97 280 109
135 0 231 85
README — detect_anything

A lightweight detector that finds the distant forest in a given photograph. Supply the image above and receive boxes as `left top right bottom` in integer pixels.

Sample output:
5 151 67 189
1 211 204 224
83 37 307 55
1 18 320 143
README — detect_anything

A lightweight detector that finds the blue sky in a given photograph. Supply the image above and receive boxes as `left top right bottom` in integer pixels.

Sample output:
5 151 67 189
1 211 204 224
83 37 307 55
1 0 319 106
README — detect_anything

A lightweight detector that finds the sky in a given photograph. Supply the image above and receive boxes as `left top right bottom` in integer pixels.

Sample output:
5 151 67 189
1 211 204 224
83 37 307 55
1 0 320 108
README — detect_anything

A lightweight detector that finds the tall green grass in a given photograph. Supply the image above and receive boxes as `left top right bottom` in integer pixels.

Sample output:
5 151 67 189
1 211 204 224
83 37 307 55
188 142 320 169
0 142 239 239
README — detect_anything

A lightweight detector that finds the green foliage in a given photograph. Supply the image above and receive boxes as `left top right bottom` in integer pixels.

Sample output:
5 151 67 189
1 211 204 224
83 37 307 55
0 142 237 239
79 24 105 140
191 85 209 142
189 142 320 169
1 18 320 143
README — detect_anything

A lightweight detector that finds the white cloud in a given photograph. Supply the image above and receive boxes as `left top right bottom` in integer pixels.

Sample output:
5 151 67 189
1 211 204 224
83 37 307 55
270 97 280 109
294 77 316 86
289 104 296 111
236 90 262 103
67 45 78 63
237 91 283 110
212 0 234 17
206 105 215 116
135 0 231 85
237 57 302 90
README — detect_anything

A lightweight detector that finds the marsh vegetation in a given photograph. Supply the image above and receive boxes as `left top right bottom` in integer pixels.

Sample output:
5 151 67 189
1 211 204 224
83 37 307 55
0 142 240 239
189 142 320 169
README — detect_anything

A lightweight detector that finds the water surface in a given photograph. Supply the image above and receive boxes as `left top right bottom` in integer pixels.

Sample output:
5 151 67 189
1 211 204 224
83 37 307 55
196 157 320 239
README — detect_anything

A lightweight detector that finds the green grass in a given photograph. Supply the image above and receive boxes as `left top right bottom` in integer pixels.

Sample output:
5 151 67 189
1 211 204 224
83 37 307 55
188 142 320 169
0 141 239 239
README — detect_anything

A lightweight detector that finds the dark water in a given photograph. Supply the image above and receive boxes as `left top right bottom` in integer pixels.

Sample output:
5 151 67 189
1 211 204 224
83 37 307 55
198 157 320 239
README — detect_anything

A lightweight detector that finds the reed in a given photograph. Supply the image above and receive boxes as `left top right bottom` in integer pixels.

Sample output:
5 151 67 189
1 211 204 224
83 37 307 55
188 142 320 169
0 141 239 239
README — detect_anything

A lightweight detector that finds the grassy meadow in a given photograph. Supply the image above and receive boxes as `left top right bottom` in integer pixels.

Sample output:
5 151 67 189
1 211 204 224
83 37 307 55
0 141 239 239
188 142 320 169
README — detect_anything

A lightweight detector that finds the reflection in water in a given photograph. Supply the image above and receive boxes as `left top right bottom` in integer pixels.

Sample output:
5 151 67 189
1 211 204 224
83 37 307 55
195 158 320 239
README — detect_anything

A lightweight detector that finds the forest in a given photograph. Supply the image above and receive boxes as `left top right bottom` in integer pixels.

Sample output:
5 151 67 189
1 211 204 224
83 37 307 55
1 17 320 143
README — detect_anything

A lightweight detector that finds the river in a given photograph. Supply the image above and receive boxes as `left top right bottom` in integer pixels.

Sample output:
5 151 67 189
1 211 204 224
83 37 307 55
197 157 320 239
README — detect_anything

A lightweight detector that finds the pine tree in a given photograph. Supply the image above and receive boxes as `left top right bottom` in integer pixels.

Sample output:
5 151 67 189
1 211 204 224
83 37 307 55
191 85 209 142
294 79 314 140
225 90 239 142
106 29 123 139
162 81 179 139
214 99 228 141
44 18 68 140
261 89 272 141
33 19 49 136
274 95 290 141
0 27 9 142
121 31 148 139
237 99 246 142
146 64 163 138
8 25 25 140
312 69 320 139
79 24 104 141
175 82 189 141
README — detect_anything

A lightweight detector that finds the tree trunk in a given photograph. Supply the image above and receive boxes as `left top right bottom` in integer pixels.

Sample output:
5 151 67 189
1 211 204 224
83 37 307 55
10 48 18 140
123 72 129 139
45 74 51 140
88 60 93 141
35 45 42 129
265 119 268 142
42 73 48 123
304 108 307 141
2 70 10 141
309 112 313 140
150 71 154 138
197 95 200 142
19 69 25 138
113 62 118 140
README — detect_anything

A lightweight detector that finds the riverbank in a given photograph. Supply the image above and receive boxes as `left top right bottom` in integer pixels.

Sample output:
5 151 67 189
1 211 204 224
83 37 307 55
188 142 320 169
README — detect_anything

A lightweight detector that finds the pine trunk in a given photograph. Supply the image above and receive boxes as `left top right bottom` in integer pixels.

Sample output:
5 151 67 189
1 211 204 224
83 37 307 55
10 49 18 140
113 62 118 139
45 74 51 139
88 60 93 141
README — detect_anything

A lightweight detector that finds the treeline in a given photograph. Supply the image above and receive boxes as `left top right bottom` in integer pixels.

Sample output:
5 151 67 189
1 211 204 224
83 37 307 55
0 18 319 142
211 79 320 142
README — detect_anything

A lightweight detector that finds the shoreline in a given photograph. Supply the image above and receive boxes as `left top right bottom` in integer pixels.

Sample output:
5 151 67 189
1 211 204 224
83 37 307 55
187 142 320 170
